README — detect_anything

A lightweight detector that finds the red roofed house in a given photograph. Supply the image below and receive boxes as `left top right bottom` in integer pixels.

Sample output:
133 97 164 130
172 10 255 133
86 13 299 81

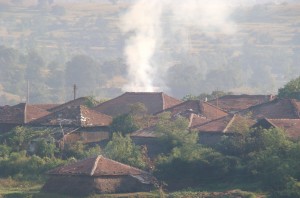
0 103 50 133
208 94 275 113
192 114 255 146
42 155 157 195
240 98 300 119
29 105 113 146
93 92 182 116
156 100 229 126
131 100 229 155
252 118 300 140
47 97 91 113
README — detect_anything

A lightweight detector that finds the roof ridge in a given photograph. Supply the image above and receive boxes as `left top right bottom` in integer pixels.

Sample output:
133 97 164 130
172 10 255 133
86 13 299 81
48 97 88 112
161 92 165 110
90 155 101 176
188 113 194 128
203 101 228 113
192 114 233 129
93 93 126 109
101 155 149 175
263 118 277 128
223 114 237 132
240 98 279 113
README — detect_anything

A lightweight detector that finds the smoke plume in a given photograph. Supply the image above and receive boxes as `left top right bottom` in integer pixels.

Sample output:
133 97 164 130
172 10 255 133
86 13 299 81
119 0 281 92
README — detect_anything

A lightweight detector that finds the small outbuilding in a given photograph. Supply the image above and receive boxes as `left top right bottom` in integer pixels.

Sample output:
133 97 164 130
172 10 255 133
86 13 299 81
42 155 157 196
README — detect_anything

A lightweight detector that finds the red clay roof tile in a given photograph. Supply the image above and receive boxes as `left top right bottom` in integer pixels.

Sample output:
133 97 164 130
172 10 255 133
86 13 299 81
193 114 255 133
241 98 300 119
47 155 150 177
208 94 275 112
30 105 112 127
93 92 181 116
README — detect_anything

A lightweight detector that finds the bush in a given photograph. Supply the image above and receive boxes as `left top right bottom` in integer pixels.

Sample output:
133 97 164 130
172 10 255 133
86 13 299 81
0 151 65 180
110 114 139 135
104 133 146 169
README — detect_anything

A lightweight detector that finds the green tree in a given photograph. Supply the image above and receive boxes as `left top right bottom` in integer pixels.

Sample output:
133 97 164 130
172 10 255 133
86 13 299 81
35 138 56 158
278 76 300 100
104 133 146 169
110 114 139 135
155 112 198 150
84 96 100 108
245 128 296 189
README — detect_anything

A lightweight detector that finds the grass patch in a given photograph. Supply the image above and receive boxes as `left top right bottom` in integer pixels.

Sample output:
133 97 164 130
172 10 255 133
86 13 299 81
168 189 260 198
0 178 42 197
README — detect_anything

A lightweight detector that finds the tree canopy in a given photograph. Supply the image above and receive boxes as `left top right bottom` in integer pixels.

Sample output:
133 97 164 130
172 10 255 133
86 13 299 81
278 76 300 100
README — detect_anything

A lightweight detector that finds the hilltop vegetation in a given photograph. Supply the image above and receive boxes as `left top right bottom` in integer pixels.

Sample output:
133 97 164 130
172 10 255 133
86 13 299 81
0 1 300 104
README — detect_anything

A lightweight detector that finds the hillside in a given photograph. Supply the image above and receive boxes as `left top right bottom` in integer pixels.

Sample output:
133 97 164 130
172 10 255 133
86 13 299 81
0 0 299 104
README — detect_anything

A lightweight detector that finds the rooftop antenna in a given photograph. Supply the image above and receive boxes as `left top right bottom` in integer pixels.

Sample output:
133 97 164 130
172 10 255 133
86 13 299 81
73 84 77 100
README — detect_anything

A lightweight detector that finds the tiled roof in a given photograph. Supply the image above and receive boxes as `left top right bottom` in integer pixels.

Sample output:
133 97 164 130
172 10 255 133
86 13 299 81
0 103 50 124
208 94 275 112
93 92 182 116
48 97 91 112
30 105 112 127
130 101 226 138
241 98 300 119
193 114 255 133
25 104 51 123
253 118 300 140
188 113 211 128
0 104 25 124
32 104 60 111
157 100 228 121
47 155 153 181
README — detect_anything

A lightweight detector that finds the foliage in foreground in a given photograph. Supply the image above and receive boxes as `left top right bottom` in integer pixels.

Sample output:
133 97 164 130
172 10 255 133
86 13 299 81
154 127 300 196
278 76 300 99
104 133 146 169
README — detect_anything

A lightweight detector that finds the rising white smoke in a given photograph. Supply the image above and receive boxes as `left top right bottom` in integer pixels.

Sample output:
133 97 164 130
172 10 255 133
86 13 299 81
120 0 164 92
119 0 281 92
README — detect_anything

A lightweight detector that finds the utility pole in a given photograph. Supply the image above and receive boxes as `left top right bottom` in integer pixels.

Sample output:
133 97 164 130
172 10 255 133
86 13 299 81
73 84 77 100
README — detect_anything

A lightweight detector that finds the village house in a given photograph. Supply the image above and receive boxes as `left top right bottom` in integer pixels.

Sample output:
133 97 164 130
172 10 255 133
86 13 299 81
0 97 92 133
252 118 300 140
29 105 112 147
93 92 182 116
208 94 275 114
131 126 165 158
42 155 157 196
155 100 229 123
46 97 92 113
0 103 51 133
0 96 113 147
131 100 229 155
239 98 300 119
192 114 255 146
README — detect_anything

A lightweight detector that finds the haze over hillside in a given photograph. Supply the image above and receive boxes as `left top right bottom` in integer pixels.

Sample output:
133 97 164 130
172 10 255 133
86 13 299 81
0 0 300 104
